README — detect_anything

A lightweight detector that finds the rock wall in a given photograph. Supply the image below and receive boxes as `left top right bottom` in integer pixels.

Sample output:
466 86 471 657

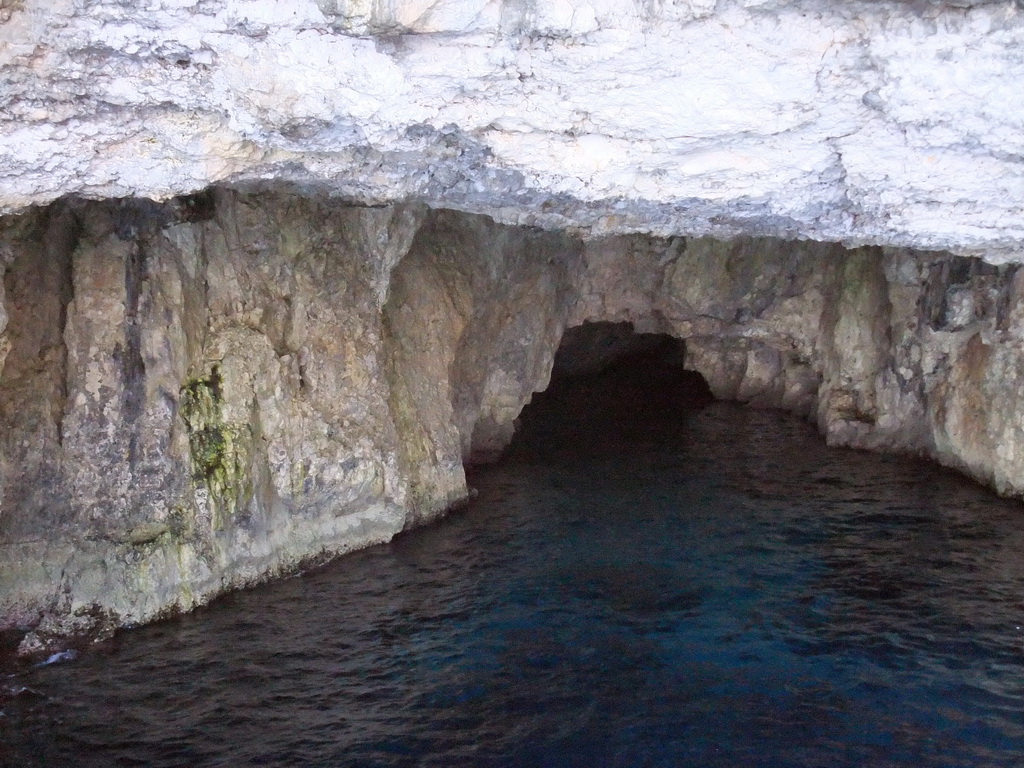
570 233 1024 502
1 190 1023 650
0 190 441 648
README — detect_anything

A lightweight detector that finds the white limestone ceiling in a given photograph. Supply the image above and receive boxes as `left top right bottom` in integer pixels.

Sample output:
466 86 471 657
1 0 1022 259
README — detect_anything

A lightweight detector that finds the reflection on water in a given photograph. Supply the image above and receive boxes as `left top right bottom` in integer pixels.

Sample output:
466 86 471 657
3 359 1024 767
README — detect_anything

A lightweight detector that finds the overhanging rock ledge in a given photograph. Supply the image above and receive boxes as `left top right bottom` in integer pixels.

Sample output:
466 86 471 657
1 0 1023 259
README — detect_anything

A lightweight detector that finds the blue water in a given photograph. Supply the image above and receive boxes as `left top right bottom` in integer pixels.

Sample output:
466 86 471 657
2 365 1024 767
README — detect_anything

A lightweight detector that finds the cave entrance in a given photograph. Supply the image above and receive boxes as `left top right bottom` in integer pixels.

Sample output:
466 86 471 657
506 321 713 460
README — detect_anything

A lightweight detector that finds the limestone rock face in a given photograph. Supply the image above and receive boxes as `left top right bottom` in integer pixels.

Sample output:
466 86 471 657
3 191 1024 650
1 0 1023 259
0 191 442 641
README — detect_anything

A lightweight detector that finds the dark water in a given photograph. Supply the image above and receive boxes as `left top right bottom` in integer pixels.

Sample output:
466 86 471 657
3 361 1024 767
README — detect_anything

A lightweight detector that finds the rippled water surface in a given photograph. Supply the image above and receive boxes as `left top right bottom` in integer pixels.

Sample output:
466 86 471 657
4 362 1024 767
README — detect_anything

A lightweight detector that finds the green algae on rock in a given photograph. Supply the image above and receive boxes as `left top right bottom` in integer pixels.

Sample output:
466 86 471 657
179 364 252 529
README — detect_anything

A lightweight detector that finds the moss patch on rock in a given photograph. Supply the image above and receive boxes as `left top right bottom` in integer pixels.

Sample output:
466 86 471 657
179 365 251 527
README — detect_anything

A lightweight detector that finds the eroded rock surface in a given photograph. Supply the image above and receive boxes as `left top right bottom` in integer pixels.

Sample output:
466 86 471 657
2 191 1024 651
1 0 1022 258
0 191 441 646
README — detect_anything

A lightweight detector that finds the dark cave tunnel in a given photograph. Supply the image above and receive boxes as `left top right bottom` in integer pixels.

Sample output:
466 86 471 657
506 321 714 460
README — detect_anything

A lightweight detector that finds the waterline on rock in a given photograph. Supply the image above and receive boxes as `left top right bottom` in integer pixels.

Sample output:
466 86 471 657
2 392 1024 765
